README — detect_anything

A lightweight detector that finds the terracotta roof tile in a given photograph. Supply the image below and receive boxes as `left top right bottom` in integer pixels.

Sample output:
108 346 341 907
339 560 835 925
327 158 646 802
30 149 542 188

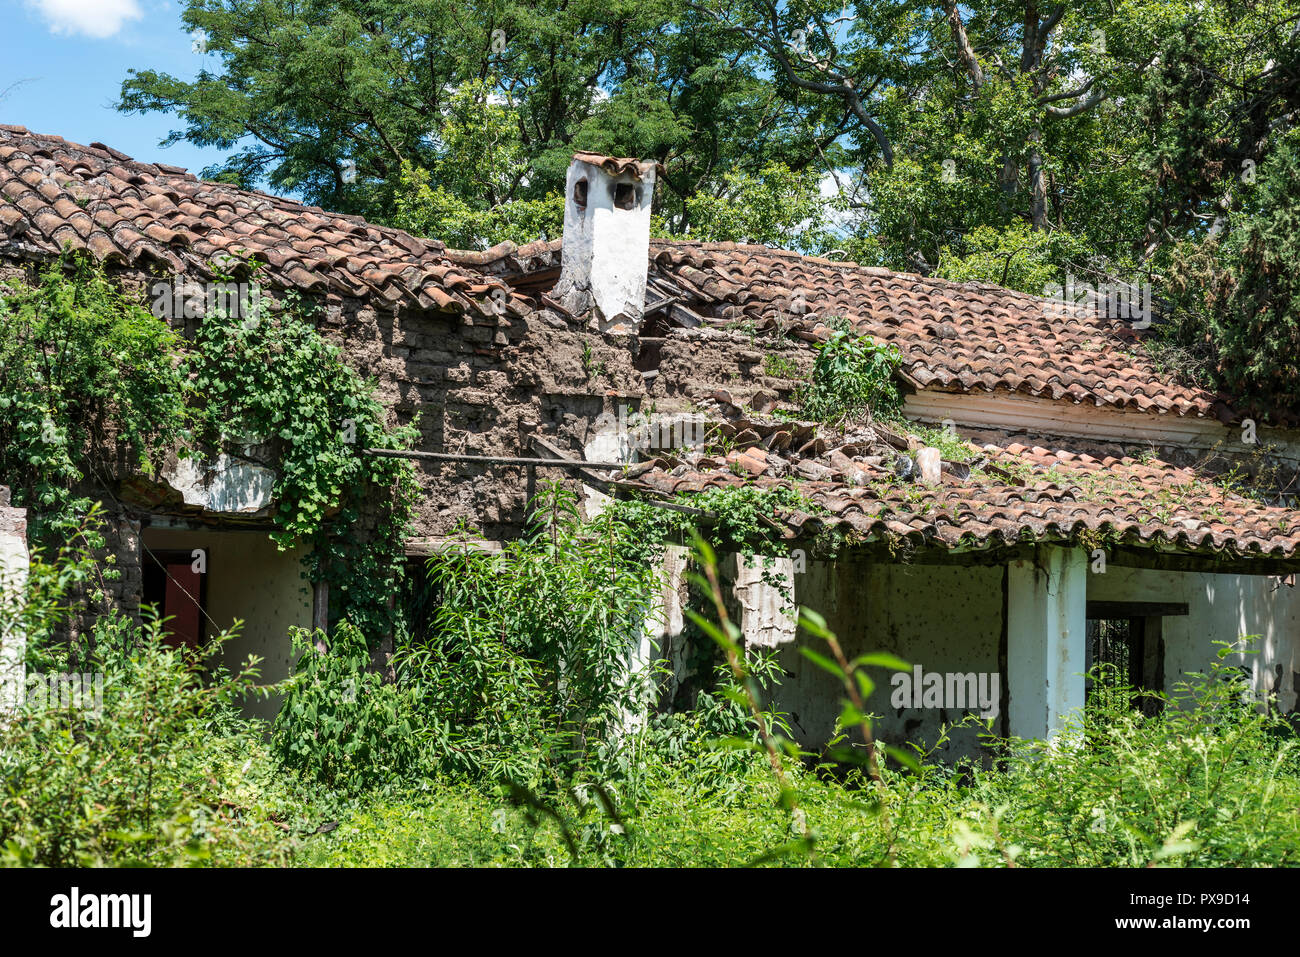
570 152 662 180
642 241 1243 422
0 126 521 316
616 444 1300 560
454 236 1241 423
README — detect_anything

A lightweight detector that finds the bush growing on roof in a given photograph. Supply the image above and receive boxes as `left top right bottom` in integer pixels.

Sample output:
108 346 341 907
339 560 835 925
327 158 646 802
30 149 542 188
799 328 904 426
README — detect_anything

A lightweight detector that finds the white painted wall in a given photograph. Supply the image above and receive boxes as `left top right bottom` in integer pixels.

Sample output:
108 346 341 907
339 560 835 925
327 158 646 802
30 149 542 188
758 558 1004 759
0 505 29 717
1087 564 1300 710
164 453 276 514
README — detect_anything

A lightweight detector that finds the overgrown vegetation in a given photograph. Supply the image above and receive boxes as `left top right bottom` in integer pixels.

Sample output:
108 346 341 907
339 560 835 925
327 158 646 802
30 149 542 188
5 491 1300 867
0 257 188 544
798 328 904 426
392 485 656 788
0 255 416 643
188 282 418 636
606 484 817 566
1163 133 1300 420
0 518 288 866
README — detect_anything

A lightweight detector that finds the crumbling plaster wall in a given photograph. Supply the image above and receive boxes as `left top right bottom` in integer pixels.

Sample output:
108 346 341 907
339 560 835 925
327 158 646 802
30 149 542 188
1087 564 1300 712
0 489 29 715
645 328 812 414
767 558 1003 760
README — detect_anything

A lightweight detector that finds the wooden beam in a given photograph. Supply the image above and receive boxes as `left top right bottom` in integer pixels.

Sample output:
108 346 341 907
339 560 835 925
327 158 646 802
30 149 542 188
404 537 502 557
364 448 628 470
1106 545 1300 576
1086 600 1189 618
311 581 329 649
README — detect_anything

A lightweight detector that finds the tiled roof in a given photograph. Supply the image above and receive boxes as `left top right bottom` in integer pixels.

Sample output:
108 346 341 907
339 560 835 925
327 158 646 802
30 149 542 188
445 237 1235 422
616 436 1300 561
0 126 1253 425
649 241 1234 422
0 125 524 316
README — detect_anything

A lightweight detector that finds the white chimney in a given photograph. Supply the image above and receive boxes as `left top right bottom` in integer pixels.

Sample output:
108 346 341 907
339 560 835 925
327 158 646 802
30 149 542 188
554 152 656 333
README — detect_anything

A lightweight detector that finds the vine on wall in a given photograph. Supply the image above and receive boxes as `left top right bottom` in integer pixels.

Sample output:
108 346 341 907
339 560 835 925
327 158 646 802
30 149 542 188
0 254 189 547
189 285 418 638
0 253 417 646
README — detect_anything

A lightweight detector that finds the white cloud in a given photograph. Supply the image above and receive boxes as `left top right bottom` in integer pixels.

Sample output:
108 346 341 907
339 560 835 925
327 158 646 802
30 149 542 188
25 0 144 39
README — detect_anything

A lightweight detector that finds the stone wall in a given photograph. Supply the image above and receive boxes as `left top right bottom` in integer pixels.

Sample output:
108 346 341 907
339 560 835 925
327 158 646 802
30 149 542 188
313 295 644 541
646 328 812 413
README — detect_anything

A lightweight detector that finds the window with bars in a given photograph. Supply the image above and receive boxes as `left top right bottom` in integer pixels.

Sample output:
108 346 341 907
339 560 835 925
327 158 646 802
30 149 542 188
1084 601 1186 715
1086 617 1141 697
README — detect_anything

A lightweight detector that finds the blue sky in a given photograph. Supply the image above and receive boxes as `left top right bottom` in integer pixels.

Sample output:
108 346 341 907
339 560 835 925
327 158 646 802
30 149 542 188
1 0 233 178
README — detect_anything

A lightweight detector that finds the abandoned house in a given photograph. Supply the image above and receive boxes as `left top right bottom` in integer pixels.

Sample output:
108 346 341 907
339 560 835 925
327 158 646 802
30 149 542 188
1 124 1298 758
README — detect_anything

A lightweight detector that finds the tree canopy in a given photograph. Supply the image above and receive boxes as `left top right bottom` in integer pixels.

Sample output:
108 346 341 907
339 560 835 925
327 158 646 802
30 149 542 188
119 0 1300 418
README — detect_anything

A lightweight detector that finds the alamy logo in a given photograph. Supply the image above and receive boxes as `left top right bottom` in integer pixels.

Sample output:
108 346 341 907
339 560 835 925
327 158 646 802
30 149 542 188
1042 274 1153 329
49 887 151 938
22 672 103 715
890 666 1000 719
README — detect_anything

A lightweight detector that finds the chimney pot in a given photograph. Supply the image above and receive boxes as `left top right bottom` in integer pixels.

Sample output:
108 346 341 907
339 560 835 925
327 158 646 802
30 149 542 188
554 153 656 333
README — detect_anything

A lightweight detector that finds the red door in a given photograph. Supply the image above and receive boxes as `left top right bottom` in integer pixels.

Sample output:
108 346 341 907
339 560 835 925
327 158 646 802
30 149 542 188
163 562 203 649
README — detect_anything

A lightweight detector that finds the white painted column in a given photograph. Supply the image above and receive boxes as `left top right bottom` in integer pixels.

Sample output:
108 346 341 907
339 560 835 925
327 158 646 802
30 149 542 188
0 497 30 717
1007 545 1087 740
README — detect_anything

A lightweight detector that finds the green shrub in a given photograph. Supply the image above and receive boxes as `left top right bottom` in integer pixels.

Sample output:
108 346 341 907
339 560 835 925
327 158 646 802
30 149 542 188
952 646 1300 867
0 613 278 866
0 256 188 546
388 483 661 790
272 622 425 792
762 352 802 379
800 329 904 425
393 484 659 790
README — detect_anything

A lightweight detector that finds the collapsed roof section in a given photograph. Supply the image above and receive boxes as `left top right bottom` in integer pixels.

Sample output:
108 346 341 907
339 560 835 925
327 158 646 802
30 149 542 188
445 236 1239 424
611 403 1300 570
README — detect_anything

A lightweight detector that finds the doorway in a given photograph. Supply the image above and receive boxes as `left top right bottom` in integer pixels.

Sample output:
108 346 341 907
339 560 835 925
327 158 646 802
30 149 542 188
141 548 206 650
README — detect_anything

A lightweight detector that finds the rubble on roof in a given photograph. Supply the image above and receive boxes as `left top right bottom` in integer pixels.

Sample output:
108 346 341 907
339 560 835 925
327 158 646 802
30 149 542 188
610 395 1300 562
